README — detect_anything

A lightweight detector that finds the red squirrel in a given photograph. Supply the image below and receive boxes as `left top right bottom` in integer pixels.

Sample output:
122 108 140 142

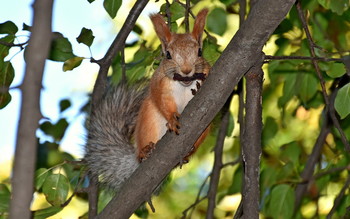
85 9 211 190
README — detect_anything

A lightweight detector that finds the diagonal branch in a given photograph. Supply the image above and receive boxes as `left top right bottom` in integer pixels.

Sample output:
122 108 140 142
295 1 350 152
96 0 296 218
90 0 149 107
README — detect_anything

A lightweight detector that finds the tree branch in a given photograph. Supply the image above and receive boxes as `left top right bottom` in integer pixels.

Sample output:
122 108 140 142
296 1 350 152
9 0 53 218
96 0 296 218
326 174 350 219
206 98 231 219
241 64 263 219
86 0 149 215
294 116 330 212
90 0 149 107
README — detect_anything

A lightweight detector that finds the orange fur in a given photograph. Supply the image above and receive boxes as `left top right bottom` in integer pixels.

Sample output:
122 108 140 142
135 9 210 162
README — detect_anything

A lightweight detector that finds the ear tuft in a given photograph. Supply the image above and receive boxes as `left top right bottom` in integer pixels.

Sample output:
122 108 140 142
192 9 208 44
150 14 172 51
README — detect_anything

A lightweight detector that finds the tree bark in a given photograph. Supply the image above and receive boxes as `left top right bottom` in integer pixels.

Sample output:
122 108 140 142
96 0 296 218
9 0 53 218
241 65 263 219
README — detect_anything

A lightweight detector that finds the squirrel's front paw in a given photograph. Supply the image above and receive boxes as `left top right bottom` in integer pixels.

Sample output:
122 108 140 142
138 142 156 162
166 112 180 135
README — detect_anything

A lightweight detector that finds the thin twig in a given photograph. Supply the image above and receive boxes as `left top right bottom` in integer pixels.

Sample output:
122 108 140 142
181 196 208 219
265 55 343 62
327 174 350 219
0 40 28 50
184 0 190 33
296 1 350 152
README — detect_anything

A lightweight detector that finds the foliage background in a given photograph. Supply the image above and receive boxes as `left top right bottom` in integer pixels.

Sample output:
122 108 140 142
1 0 350 218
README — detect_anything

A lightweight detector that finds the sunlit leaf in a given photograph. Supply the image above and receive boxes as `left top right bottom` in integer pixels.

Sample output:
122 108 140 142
33 206 63 219
76 28 94 47
103 0 122 19
334 83 350 119
326 62 346 78
42 174 69 206
0 21 18 35
63 56 84 72
207 8 227 36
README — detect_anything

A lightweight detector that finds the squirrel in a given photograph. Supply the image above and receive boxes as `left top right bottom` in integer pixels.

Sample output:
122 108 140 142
85 9 211 190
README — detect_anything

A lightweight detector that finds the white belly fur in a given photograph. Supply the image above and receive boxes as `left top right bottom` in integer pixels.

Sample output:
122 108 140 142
171 80 199 113
157 80 200 140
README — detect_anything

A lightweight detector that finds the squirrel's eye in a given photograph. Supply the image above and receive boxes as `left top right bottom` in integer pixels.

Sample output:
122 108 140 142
198 48 202 57
166 51 172 59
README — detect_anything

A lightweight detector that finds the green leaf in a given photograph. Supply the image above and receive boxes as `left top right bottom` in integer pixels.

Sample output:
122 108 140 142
76 28 95 47
226 112 235 137
40 118 69 141
42 174 69 206
169 2 185 21
87 0 95 3
207 8 227 36
33 206 63 219
335 83 350 119
59 99 71 112
0 35 15 59
326 62 346 78
103 0 122 19
318 0 349 15
0 21 18 35
297 72 318 104
267 184 294 219
22 23 31 31
203 38 220 65
262 117 278 145
278 73 297 107
0 61 14 109
35 168 50 191
63 56 84 72
0 184 11 212
49 32 75 62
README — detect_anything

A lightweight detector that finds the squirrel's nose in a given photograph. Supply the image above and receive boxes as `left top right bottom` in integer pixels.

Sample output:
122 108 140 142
181 66 192 75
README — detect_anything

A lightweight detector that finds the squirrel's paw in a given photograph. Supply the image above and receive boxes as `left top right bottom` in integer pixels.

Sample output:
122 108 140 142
166 112 180 135
138 142 156 162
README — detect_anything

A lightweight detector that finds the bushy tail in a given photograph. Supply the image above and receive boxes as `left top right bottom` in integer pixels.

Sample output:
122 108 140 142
85 82 147 190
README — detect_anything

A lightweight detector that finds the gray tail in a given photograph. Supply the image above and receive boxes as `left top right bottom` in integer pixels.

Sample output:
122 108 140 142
85 82 147 190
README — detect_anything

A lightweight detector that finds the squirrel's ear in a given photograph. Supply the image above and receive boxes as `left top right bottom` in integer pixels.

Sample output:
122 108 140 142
150 14 172 52
192 9 208 45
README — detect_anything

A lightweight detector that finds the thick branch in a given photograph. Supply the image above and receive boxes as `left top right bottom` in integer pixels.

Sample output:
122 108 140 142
206 99 231 219
9 0 53 219
241 65 263 219
97 1 296 218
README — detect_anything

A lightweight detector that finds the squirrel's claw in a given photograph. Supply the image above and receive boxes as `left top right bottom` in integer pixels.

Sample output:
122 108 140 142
138 142 156 162
166 112 180 135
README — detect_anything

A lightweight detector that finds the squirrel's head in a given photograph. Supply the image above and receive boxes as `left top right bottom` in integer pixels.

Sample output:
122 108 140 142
150 9 208 78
